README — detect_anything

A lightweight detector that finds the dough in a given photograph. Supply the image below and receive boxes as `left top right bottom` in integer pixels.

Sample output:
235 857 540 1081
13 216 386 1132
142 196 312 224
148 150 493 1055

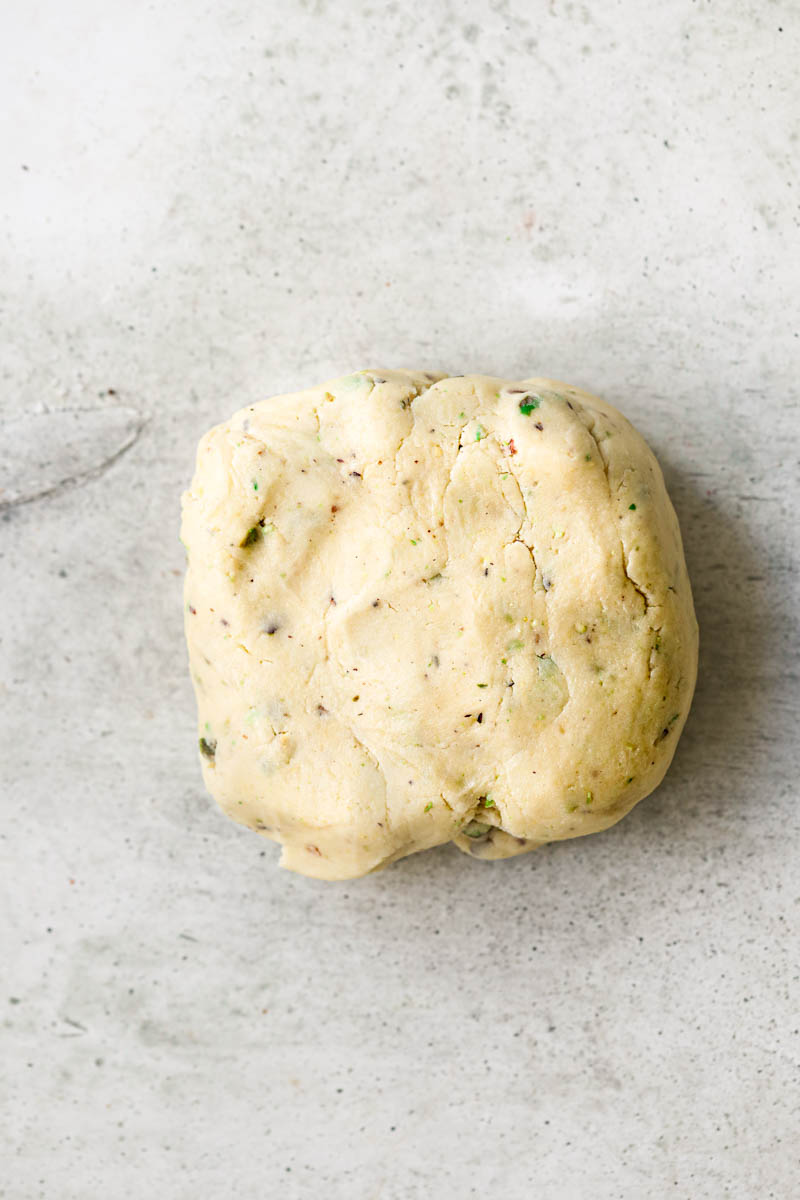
182 371 698 880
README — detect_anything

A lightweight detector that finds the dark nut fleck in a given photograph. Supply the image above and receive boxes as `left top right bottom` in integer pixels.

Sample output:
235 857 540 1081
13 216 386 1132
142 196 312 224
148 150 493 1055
199 737 217 759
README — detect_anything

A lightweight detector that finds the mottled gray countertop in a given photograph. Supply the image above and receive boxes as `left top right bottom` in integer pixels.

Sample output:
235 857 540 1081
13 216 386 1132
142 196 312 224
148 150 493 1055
2 3 798 1198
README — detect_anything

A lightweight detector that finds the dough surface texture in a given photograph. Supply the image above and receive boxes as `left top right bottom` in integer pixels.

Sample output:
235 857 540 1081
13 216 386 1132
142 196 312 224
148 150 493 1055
182 371 698 880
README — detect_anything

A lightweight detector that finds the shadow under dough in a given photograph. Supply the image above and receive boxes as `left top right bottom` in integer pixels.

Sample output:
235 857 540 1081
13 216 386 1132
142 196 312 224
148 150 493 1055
646 454 780 833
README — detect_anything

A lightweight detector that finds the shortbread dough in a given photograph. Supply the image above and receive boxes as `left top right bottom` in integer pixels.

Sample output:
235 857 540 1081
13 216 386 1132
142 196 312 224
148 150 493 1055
182 371 698 880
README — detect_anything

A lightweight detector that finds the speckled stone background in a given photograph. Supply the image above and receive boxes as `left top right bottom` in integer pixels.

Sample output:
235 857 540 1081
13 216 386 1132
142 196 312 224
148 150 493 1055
2 2 798 1197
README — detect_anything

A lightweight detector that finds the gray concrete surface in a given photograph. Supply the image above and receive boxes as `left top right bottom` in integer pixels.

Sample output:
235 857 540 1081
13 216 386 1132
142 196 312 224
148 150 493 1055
2 2 798 1197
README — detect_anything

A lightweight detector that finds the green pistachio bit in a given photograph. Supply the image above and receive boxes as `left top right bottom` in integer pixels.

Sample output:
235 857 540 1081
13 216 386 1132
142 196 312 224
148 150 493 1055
198 737 217 759
537 655 558 679
462 820 491 839
483 797 496 808
518 396 541 415
585 791 593 804
629 503 637 510
424 801 433 812
475 424 486 441
240 526 261 547
476 682 488 688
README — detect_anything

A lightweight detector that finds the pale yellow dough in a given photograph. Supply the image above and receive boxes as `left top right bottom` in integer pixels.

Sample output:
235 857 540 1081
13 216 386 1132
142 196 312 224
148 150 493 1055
182 371 698 880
